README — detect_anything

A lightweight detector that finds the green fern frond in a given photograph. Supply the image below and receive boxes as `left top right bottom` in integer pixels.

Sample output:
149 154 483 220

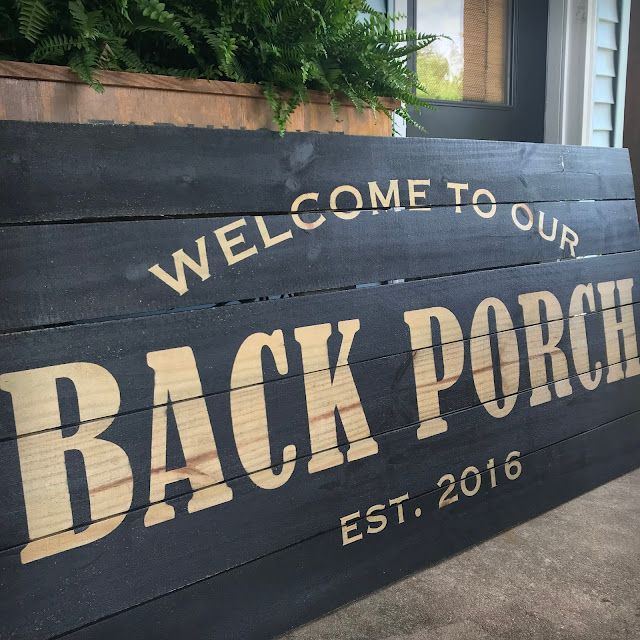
68 48 103 91
17 0 49 43
68 0 103 40
3 0 440 134
134 0 192 51
146 62 199 78
31 33 82 59
108 39 147 72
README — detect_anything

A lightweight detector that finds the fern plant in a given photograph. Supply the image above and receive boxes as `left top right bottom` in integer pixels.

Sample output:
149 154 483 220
1 0 438 134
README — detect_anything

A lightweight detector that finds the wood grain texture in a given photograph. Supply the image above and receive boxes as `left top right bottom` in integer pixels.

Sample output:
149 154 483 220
0 63 397 136
0 305 632 552
1 122 639 640
0 122 635 223
1 199 638 331
0 61 398 104
1 380 638 640
1 251 637 439
61 411 640 640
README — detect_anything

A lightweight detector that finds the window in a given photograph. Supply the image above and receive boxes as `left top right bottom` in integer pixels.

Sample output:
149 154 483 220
413 0 511 104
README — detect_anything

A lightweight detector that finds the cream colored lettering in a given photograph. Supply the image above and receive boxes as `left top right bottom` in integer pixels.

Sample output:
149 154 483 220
214 218 259 266
404 307 464 438
518 291 573 406
365 504 387 534
340 511 362 545
144 347 232 527
537 210 558 241
294 320 378 474
290 192 325 230
389 493 409 523
230 330 296 489
560 225 579 257
470 298 520 418
511 203 534 231
569 284 602 390
447 182 469 212
0 363 132 564
597 279 640 382
408 179 431 210
148 236 210 295
368 179 400 210
330 185 363 220
472 188 497 219
255 216 293 249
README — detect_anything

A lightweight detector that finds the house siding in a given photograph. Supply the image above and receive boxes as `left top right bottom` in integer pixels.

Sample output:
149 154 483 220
591 0 618 146
590 0 631 147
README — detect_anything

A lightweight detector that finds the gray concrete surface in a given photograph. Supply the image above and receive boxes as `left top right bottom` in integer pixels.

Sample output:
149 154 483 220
281 467 640 640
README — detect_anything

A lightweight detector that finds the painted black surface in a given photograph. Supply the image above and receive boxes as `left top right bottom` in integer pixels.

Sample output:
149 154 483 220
1 124 639 640
1 305 634 552
0 122 634 223
1 199 637 331
63 411 640 640
1 252 638 439
1 373 639 640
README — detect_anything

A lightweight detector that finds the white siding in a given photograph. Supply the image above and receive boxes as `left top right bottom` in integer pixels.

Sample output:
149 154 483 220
590 0 619 146
590 0 631 147
544 0 630 146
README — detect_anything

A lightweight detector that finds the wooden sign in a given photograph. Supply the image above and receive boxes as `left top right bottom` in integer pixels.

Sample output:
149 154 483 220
0 122 639 640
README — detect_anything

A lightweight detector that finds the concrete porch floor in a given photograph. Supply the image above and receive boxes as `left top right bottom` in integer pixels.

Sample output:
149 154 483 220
281 467 640 640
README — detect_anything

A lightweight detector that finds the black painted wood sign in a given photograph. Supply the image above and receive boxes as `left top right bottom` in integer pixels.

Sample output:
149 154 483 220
1 122 639 640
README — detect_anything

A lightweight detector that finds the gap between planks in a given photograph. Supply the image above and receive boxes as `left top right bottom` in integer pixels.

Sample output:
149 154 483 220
2 358 635 555
2 250 638 337
0 198 636 227
0 301 634 441
42 410 640 640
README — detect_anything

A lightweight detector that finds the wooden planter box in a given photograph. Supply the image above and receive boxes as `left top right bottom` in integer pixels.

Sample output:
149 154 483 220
0 61 398 136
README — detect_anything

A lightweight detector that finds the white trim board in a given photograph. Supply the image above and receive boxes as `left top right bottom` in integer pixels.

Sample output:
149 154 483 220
545 0 632 147
544 0 598 145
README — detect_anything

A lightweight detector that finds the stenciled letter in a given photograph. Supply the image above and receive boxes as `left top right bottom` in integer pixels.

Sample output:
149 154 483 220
569 284 602 390
470 297 520 418
230 330 296 489
368 180 400 210
290 192 325 230
294 319 378 474
404 307 464 438
0 363 132 563
149 236 210 295
518 290 573 406
597 279 640 383
144 347 232 527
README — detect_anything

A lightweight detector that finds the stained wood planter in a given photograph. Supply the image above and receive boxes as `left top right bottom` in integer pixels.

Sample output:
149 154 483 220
0 60 397 135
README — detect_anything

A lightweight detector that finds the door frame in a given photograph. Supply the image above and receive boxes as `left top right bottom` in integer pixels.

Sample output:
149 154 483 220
401 0 548 142
406 0 516 114
390 0 628 146
544 0 597 145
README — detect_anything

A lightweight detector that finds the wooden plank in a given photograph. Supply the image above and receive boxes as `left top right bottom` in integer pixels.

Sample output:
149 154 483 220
1 199 638 331
1 120 638 640
61 411 640 640
0 304 633 551
0 73 396 137
0 122 635 223
1 251 638 439
0 377 638 640
0 61 396 107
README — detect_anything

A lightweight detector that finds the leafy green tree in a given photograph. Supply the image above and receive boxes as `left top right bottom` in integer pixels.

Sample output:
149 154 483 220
416 49 462 102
